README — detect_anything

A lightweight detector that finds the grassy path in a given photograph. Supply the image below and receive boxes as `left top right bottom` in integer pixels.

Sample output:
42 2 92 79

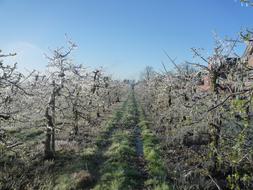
90 90 172 190
134 91 172 190
92 93 144 190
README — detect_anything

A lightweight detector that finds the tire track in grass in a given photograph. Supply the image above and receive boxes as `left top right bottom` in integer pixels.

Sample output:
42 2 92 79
131 92 149 189
82 98 129 189
92 90 172 190
92 93 145 190
134 93 173 190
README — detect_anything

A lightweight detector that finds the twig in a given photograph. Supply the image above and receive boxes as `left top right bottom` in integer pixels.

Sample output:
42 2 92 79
185 61 211 72
191 48 210 64
161 61 169 74
207 174 222 190
208 90 251 112
163 49 182 73
7 142 23 149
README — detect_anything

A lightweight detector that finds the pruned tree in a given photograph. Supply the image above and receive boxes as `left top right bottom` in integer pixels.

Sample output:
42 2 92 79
0 50 30 149
135 34 253 189
43 41 77 159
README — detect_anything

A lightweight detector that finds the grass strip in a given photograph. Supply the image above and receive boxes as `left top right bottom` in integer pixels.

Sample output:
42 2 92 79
93 94 142 190
138 105 173 190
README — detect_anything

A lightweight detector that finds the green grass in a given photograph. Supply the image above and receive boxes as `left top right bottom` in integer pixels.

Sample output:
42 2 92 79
92 130 141 190
138 107 172 190
92 94 142 190
2 92 172 190
6 127 44 142
95 97 128 147
26 98 129 190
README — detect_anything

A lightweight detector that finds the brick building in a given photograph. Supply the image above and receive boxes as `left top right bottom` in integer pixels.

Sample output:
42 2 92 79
242 40 253 67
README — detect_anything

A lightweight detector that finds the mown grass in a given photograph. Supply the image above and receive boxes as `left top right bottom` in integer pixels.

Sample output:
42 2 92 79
138 107 172 190
0 127 45 165
60 97 127 189
51 150 94 190
92 94 142 190
1 99 128 190
5 127 44 142
93 130 141 190
95 98 128 147
1 92 172 190
51 100 130 190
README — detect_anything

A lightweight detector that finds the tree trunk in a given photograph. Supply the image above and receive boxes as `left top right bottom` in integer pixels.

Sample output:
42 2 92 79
44 83 58 159
44 126 53 159
73 91 79 135
97 110 100 117
73 108 78 135
52 128 55 152
210 71 218 93
209 121 221 173
108 91 111 108
44 105 55 159
51 97 56 152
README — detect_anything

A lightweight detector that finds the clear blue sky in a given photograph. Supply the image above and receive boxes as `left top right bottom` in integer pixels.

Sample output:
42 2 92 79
0 0 253 79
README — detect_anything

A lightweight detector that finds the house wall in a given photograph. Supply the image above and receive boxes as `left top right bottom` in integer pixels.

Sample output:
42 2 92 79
248 56 253 67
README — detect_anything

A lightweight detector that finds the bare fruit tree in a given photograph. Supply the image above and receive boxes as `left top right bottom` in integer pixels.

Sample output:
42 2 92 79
42 41 77 159
135 34 253 189
0 50 30 149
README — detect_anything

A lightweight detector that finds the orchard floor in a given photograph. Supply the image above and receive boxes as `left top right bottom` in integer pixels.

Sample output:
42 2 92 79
0 91 172 190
